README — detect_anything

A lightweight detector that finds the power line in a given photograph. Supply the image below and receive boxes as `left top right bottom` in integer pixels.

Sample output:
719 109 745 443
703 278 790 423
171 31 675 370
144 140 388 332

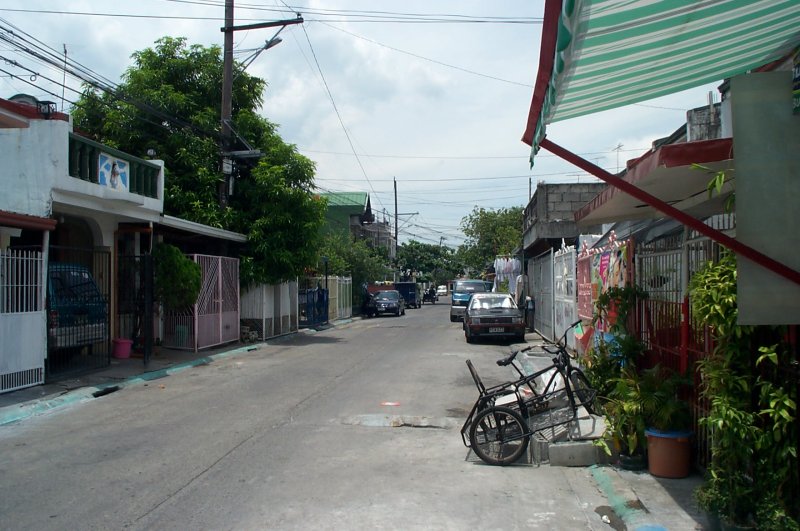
299 23 385 213
320 22 532 88
0 6 542 24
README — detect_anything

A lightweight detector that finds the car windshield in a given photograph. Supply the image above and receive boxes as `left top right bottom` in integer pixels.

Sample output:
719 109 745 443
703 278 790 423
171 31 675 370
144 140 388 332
470 295 516 310
375 291 399 301
49 269 101 300
454 280 487 293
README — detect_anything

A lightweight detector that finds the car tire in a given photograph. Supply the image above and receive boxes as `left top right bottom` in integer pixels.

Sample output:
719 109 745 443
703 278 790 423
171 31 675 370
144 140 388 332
465 327 475 343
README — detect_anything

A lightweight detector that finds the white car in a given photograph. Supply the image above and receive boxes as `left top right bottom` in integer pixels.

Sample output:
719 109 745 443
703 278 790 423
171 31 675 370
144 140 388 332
436 285 447 296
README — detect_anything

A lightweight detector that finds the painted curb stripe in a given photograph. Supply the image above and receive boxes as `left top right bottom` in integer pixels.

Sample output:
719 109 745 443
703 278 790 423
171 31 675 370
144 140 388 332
590 465 667 531
0 344 268 426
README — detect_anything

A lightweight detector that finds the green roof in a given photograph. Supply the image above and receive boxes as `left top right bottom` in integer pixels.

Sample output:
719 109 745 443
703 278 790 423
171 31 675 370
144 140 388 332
321 192 369 208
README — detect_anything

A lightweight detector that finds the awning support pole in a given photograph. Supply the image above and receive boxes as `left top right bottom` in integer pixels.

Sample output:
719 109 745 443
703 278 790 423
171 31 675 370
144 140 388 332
540 137 800 286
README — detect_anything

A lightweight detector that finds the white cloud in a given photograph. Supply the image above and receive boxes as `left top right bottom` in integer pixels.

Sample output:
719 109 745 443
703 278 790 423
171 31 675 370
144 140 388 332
1 0 726 246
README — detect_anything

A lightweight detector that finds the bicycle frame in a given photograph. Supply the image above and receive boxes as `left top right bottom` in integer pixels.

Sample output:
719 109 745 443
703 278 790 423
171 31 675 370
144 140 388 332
461 320 596 457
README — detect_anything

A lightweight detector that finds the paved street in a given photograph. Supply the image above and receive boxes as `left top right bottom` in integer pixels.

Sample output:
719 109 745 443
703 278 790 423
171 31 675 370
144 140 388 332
0 302 702 530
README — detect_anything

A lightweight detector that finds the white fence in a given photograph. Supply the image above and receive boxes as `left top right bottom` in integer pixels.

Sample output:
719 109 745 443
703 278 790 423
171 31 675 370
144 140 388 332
241 280 299 340
0 249 45 393
307 276 353 321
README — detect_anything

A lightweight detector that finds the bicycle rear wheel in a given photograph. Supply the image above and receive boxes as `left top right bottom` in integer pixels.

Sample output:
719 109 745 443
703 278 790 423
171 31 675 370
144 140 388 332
569 370 596 415
469 406 529 465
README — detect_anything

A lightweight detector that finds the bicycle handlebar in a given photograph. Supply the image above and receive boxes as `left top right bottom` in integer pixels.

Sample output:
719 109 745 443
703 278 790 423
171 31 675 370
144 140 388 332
497 320 582 366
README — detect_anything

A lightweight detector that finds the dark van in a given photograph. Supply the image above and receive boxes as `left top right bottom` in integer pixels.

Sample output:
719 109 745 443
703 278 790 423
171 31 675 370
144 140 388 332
47 263 108 350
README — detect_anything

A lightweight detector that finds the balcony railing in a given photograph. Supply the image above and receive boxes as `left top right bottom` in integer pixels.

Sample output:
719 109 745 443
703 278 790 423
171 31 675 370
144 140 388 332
68 134 160 198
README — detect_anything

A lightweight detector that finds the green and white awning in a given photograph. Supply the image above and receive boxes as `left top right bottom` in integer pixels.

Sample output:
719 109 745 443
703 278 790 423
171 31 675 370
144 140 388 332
523 0 800 159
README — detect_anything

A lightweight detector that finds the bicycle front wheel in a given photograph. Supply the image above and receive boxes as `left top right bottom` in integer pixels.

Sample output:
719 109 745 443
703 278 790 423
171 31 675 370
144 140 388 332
469 406 529 466
569 370 596 415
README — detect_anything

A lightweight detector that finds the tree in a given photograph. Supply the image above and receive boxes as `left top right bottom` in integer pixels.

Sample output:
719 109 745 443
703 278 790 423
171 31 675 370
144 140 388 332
71 37 325 285
396 240 461 285
458 206 523 275
317 231 392 306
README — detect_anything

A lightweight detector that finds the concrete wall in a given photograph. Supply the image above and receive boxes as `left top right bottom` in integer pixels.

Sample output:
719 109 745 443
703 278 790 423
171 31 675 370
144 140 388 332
523 183 607 249
0 119 69 218
0 116 166 245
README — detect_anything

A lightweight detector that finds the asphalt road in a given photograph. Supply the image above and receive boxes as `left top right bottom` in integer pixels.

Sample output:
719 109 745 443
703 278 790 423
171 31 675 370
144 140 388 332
0 300 615 530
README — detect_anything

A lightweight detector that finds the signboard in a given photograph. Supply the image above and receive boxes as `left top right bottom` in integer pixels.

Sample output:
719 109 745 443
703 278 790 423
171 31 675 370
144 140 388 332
98 153 129 192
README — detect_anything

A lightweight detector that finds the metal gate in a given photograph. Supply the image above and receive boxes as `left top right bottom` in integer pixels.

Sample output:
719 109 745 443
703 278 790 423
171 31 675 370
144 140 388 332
553 246 577 350
117 254 154 362
45 246 111 379
531 249 554 340
163 254 239 351
0 249 45 392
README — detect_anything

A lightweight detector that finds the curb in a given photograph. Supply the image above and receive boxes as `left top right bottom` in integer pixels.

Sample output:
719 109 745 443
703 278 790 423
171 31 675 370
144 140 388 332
0 343 265 427
590 465 668 531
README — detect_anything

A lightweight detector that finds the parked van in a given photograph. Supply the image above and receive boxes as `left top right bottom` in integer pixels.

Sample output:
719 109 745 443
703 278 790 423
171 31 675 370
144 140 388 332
47 263 108 350
449 279 490 322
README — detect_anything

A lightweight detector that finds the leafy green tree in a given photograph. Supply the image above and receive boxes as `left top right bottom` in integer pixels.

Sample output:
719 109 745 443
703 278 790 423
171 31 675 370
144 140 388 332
317 231 392 305
396 240 461 285
458 206 523 275
71 37 325 285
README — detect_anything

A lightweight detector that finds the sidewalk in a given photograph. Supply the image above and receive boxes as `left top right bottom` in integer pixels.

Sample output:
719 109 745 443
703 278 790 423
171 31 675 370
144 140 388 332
0 322 708 529
0 339 276 426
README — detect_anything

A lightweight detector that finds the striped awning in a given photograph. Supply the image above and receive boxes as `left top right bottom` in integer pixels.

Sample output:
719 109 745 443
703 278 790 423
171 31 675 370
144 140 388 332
522 0 800 161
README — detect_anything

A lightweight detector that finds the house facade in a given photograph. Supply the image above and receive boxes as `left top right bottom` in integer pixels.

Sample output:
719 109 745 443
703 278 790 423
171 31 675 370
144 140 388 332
0 95 245 392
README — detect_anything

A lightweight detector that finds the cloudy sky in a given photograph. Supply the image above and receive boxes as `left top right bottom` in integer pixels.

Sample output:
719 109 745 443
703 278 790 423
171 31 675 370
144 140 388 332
0 1 721 247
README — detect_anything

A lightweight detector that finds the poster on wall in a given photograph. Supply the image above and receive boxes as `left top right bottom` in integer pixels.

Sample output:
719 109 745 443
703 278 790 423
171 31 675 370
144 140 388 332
591 242 629 333
98 153 129 192
592 243 628 294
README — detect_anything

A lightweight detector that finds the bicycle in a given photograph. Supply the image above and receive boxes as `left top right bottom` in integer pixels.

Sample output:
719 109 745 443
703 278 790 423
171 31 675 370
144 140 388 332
461 320 597 466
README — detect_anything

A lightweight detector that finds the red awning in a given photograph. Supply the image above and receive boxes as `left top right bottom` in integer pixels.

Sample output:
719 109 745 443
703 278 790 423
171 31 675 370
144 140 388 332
0 210 57 231
575 138 734 226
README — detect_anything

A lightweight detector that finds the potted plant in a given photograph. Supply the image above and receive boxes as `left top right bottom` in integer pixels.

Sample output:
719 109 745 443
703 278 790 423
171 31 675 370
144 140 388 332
639 365 693 478
602 366 648 470
153 243 201 312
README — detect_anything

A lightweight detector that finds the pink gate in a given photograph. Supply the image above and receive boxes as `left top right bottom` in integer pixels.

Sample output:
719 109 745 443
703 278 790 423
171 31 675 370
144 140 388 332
163 254 239 351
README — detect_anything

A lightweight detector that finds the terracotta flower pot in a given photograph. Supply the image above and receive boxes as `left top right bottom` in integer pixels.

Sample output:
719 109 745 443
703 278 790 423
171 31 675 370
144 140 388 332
646 428 692 478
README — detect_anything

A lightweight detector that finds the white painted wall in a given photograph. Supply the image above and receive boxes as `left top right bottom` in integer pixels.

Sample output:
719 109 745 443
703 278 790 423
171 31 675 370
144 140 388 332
0 119 69 218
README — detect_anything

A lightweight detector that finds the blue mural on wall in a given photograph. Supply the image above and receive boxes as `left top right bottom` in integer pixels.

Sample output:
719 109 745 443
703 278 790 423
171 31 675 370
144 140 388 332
98 153 129 192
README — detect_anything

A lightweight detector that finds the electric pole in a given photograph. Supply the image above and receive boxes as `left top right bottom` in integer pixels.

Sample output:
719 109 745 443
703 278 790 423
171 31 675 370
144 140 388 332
219 0 303 207
220 0 235 207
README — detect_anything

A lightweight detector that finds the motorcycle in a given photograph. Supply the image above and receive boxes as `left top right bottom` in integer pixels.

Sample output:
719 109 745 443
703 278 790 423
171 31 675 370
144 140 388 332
422 289 438 304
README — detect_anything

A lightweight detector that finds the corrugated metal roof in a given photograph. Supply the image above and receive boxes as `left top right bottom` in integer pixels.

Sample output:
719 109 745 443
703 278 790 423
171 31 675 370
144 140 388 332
320 192 369 208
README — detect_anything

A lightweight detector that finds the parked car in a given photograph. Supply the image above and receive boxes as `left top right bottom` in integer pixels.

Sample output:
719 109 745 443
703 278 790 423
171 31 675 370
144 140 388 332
47 263 108 350
449 279 490 322
436 285 447 296
372 290 406 316
463 292 525 343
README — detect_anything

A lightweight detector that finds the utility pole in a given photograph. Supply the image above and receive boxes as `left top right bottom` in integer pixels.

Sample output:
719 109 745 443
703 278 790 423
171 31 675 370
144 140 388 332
220 0 235 207
219 0 303 207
